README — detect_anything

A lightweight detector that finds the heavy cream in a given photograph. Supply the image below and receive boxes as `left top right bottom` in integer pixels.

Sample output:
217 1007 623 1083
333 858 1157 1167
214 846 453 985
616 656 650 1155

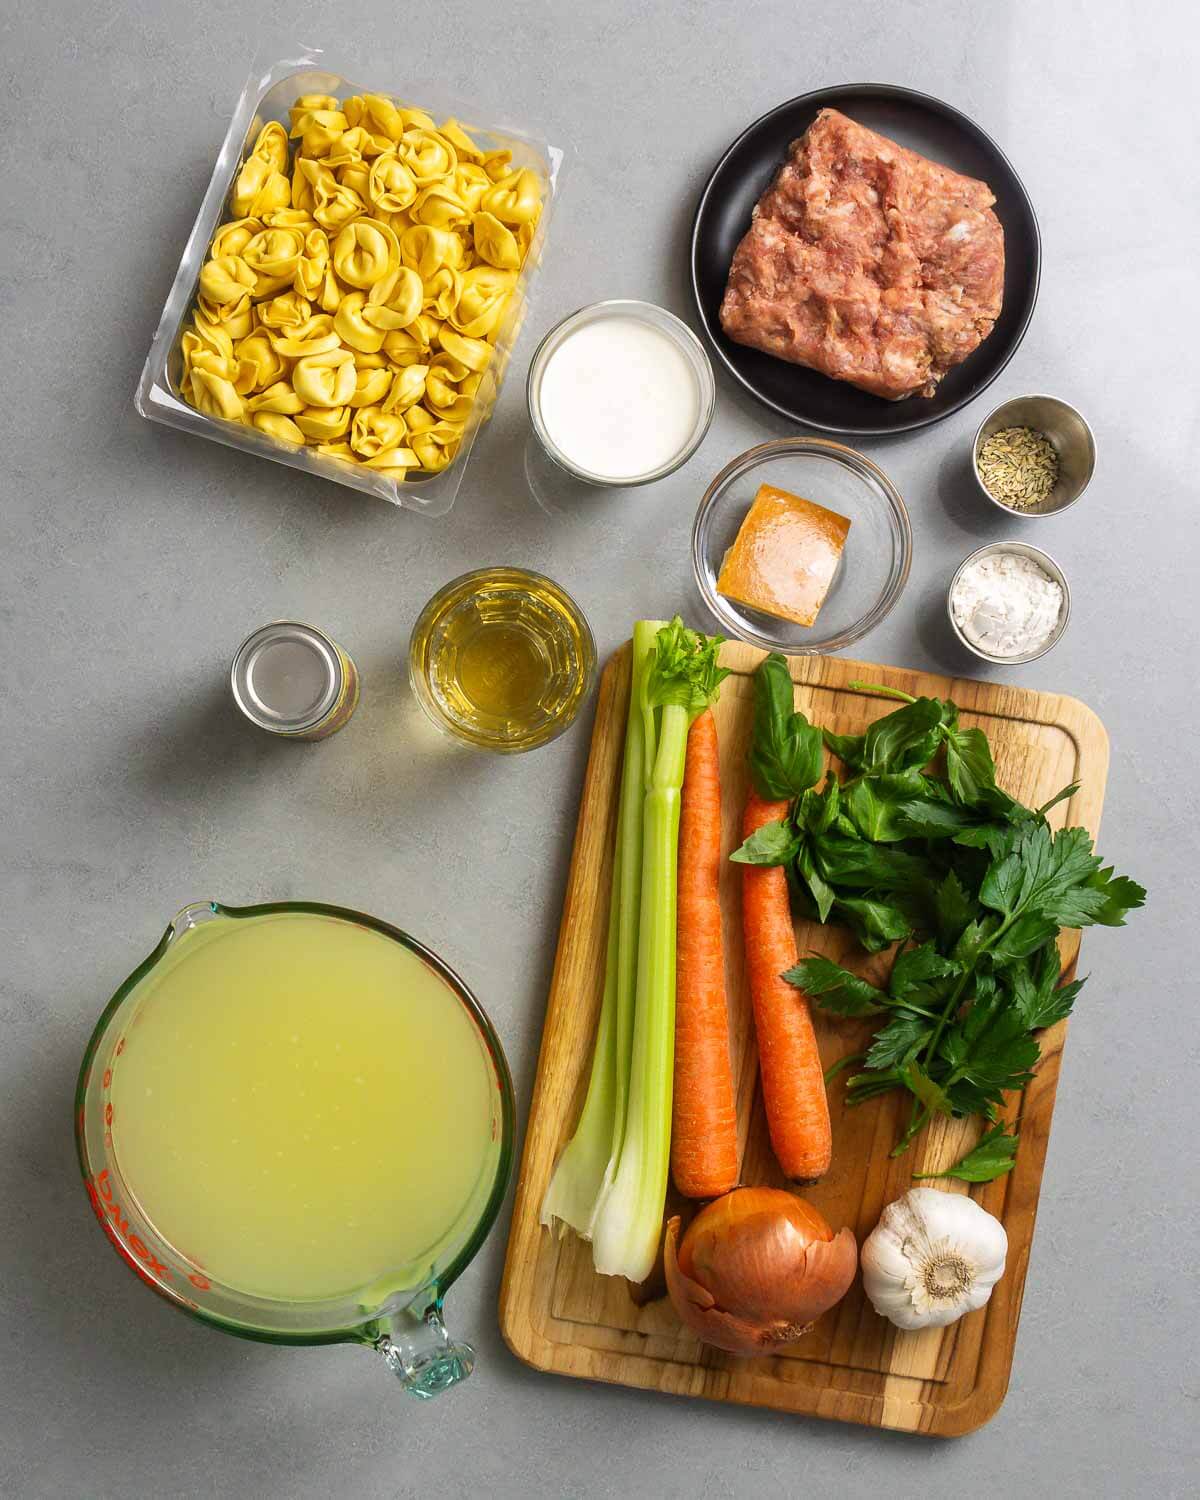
536 315 702 481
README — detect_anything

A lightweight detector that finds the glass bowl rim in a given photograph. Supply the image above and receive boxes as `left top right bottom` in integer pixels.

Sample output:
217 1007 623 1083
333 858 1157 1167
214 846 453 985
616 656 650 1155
691 436 913 655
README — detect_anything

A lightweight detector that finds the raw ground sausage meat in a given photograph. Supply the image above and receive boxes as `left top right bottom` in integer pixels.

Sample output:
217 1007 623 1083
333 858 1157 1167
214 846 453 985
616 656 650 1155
719 109 1004 400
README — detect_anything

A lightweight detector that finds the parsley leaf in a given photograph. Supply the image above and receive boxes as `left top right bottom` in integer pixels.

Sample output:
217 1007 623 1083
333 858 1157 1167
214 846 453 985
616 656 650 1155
889 942 960 1003
1010 946 1085 1029
900 1064 952 1120
1082 866 1148 927
980 824 1103 924
914 1124 1019 1183
934 871 976 947
740 656 1145 1167
784 957 889 1016
865 1012 931 1069
985 912 1059 967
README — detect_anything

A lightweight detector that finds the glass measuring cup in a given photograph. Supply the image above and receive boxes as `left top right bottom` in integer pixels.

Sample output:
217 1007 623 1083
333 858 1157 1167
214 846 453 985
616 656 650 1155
74 901 514 1399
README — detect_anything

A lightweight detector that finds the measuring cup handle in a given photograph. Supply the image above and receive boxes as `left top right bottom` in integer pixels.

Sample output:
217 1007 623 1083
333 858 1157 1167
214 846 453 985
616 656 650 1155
374 1301 475 1400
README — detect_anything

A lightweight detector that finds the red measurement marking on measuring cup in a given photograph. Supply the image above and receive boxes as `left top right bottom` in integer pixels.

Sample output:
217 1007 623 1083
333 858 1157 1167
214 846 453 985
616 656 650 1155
88 1171 177 1285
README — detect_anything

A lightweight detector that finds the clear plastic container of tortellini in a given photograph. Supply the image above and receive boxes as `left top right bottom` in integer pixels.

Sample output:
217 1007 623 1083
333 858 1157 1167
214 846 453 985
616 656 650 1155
135 50 563 517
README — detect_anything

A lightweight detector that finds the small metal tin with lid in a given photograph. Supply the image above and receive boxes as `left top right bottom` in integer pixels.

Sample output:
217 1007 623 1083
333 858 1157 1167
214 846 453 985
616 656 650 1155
231 621 360 740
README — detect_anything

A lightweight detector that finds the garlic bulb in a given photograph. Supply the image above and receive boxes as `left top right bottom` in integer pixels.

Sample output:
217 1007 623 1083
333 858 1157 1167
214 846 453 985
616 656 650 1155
860 1187 1007 1331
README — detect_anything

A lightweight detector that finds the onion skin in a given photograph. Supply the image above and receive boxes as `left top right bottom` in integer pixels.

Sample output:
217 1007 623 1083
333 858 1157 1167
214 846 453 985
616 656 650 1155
663 1187 857 1356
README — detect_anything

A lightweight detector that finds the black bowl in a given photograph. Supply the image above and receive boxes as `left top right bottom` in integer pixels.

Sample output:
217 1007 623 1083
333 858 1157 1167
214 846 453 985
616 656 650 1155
691 84 1041 437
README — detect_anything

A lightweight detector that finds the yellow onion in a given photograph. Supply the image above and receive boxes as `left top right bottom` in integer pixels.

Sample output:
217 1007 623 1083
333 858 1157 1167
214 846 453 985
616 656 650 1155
664 1188 857 1357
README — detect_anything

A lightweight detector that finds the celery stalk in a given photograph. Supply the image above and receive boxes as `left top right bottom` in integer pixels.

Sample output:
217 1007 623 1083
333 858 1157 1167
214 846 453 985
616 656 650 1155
539 623 655 1237
591 619 728 1282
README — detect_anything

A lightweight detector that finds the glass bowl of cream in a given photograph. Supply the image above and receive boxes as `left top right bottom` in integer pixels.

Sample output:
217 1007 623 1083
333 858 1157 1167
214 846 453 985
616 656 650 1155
526 301 715 486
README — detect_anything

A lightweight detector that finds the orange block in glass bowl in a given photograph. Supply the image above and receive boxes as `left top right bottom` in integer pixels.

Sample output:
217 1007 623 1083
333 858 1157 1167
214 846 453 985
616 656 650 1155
716 483 851 627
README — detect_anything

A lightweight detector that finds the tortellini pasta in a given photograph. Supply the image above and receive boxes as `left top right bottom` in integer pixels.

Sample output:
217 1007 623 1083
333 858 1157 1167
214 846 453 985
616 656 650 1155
180 98 543 482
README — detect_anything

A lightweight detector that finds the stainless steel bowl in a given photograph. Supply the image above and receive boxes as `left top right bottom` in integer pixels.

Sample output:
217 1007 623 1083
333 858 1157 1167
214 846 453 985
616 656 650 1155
947 542 1072 666
972 394 1096 517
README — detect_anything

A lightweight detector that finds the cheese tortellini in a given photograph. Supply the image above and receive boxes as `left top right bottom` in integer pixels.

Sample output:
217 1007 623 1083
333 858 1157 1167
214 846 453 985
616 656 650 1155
180 96 543 482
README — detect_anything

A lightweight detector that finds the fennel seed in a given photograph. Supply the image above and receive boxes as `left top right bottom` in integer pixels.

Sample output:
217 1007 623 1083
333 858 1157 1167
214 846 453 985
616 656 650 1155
977 426 1059 509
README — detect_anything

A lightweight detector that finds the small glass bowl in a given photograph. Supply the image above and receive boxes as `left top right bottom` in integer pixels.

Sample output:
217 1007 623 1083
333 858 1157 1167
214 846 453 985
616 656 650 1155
526 300 715 487
947 542 1072 665
691 438 912 655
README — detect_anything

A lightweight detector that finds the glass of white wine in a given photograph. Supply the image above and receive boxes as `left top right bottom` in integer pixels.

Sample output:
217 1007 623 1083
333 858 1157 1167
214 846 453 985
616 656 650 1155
409 568 596 752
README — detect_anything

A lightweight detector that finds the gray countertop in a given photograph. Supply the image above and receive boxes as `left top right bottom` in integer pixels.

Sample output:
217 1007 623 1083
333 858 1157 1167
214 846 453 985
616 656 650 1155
3 2 1196 1495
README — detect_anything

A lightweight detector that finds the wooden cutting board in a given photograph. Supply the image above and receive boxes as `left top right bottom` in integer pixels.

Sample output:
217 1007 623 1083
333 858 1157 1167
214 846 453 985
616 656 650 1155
500 642 1109 1436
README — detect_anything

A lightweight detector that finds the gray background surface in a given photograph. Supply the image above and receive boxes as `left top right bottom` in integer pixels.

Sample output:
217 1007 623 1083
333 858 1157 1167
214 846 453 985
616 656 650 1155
2 2 1196 1495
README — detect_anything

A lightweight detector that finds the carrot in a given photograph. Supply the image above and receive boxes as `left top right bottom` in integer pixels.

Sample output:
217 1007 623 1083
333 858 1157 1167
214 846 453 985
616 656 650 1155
671 710 739 1200
740 788 832 1183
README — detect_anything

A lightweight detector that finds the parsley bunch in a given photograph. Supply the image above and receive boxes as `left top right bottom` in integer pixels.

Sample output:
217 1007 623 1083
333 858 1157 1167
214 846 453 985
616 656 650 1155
732 657 1145 1180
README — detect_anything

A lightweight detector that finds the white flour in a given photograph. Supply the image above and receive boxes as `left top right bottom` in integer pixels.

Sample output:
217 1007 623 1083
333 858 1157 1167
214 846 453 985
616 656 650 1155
951 551 1064 657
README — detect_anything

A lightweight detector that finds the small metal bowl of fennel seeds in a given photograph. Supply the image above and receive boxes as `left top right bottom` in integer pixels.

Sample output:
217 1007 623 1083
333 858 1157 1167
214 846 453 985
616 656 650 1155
972 394 1096 516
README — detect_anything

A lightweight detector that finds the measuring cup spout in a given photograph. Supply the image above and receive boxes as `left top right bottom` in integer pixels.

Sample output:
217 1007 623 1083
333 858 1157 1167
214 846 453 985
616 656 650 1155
374 1297 475 1399
167 902 221 943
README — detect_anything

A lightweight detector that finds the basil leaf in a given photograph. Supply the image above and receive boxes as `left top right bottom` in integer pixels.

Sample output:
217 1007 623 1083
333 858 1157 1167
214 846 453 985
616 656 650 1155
729 819 800 867
895 800 982 838
862 697 951 773
805 774 841 835
843 773 932 842
833 895 912 953
943 725 997 805
812 834 932 893
823 729 866 768
795 843 836 923
749 653 824 800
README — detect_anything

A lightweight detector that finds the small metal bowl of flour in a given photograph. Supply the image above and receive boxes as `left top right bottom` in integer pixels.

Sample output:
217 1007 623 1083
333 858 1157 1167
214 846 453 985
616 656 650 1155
948 542 1071 665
